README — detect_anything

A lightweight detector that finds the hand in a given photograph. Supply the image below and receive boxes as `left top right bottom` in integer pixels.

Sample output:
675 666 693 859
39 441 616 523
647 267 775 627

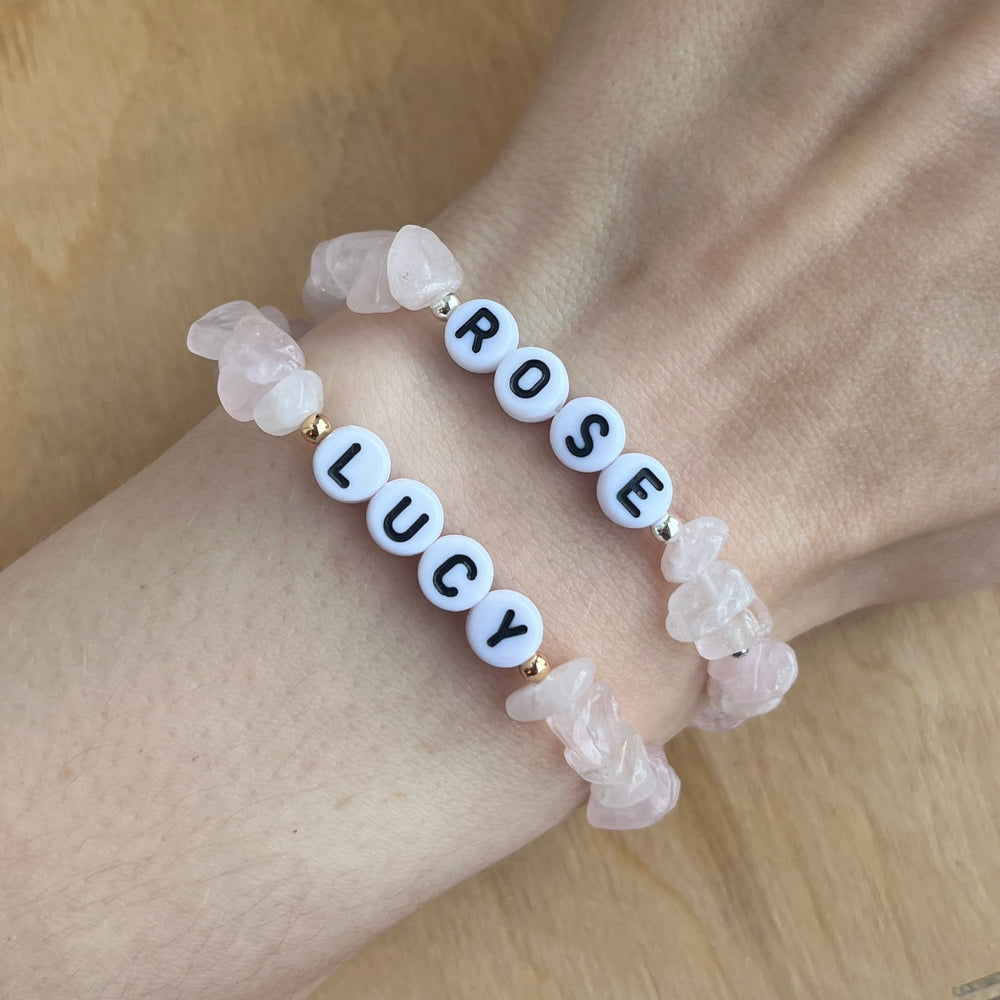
313 0 1000 738
4 2 999 996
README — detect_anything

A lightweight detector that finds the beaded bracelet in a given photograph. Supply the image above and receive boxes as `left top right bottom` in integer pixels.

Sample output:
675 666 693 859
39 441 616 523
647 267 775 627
300 225 799 731
186 225 796 831
188 302 680 830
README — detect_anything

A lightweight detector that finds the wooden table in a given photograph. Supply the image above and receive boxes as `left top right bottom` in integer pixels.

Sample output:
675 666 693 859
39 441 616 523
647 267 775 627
2 2 997 996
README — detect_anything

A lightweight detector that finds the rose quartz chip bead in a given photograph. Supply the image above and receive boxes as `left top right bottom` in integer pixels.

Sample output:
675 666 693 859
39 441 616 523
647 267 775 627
303 226 463 320
706 639 798 719
386 224 464 309
665 561 755 644
303 230 395 320
258 305 291 334
660 516 729 583
586 745 681 831
217 314 306 421
252 369 325 436
546 679 680 829
187 300 263 360
187 305 326 436
505 657 595 723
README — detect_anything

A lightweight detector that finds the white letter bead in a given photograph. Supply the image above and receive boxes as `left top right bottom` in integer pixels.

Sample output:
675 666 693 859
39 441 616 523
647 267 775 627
312 425 391 503
493 347 570 423
417 534 494 611
596 452 673 528
444 298 519 374
366 478 445 556
549 396 626 473
465 589 543 668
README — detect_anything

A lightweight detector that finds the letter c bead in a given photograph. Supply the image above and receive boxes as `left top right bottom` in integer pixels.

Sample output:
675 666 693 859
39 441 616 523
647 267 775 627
366 478 445 556
597 452 673 528
466 589 543 668
417 534 494 611
313 424 391 503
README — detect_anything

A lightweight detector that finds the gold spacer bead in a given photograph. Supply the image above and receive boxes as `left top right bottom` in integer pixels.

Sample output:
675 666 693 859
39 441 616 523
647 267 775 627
300 412 333 445
519 653 550 683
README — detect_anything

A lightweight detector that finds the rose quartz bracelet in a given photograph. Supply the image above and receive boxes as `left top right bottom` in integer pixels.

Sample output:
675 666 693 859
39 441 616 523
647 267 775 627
300 225 799 731
187 300 681 830
185 223 797 831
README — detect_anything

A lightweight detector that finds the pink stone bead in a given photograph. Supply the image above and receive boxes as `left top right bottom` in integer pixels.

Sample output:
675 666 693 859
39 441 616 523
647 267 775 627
505 657 595 723
694 597 773 659
187 300 263 360
217 315 305 421
665 560 755 644
547 681 634 785
586 745 681 830
386 225 464 310
346 243 399 314
302 230 396 320
258 305 291 334
589 731 658 809
689 705 745 732
252 369 324 436
660 516 729 583
707 678 782 718
706 639 798 718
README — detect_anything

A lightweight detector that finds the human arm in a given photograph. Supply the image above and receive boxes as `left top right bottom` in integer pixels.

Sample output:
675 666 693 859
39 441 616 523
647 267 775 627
2 1 1000 998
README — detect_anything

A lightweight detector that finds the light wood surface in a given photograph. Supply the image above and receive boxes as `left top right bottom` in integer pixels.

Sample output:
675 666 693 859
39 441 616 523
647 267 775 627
2 2 997 998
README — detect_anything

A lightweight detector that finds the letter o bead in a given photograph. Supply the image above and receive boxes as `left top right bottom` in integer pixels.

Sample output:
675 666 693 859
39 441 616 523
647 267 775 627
417 534 494 612
549 396 626 473
444 298 519 374
494 346 570 423
366 478 445 556
313 425 391 503
597 452 673 528
466 589 544 668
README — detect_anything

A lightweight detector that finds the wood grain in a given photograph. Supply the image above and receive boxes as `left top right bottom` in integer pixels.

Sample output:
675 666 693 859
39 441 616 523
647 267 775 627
1 2 997 998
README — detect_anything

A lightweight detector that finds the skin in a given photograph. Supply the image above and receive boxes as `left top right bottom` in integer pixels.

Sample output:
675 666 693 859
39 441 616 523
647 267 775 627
2 1 999 996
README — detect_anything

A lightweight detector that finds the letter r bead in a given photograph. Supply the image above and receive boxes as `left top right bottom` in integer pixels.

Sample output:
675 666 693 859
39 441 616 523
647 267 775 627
445 298 519 374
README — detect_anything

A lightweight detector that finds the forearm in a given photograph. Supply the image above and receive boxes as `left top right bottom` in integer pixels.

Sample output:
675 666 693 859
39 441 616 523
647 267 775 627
5 0 1000 994
0 378 616 998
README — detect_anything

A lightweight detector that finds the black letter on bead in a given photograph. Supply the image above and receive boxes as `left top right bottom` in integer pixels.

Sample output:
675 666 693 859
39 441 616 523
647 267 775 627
382 495 430 543
615 468 664 518
509 359 551 399
486 608 529 648
432 554 478 598
327 442 361 488
566 413 610 457
454 307 500 354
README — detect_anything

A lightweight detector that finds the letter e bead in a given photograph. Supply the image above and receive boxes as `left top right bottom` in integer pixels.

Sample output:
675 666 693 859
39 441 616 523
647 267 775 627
596 452 673 528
